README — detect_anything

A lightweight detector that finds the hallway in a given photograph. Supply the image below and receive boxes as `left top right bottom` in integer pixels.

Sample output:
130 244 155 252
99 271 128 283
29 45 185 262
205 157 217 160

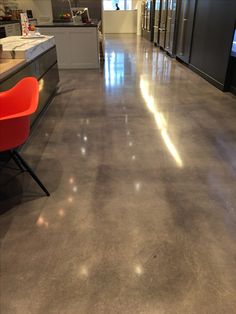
1 35 236 313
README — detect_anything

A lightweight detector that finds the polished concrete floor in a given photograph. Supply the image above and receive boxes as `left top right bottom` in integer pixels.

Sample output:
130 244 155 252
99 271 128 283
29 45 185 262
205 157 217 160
1 35 236 314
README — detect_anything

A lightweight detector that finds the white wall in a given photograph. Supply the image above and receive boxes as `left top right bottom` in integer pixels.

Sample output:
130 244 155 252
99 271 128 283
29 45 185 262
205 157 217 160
16 0 53 23
103 10 137 34
132 0 142 35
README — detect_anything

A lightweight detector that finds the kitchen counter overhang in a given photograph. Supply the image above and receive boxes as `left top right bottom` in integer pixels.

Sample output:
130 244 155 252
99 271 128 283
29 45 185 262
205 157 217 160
37 21 98 28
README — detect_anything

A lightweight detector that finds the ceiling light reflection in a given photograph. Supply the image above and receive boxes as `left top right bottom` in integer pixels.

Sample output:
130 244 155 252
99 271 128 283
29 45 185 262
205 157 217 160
36 215 49 228
81 147 86 156
73 186 78 192
68 196 73 203
80 266 88 277
59 208 65 217
140 78 183 168
135 182 141 192
135 264 143 275
69 177 74 184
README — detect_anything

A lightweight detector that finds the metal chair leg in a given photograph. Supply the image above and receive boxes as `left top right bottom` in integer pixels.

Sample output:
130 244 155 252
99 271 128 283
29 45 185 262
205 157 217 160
10 150 25 172
13 150 50 196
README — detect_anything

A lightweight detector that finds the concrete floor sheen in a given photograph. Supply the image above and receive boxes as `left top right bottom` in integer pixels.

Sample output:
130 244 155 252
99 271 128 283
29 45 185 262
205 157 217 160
1 35 236 314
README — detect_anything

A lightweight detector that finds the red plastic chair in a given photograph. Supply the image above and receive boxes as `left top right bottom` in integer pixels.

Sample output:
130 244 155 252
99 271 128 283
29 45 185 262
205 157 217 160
0 77 50 196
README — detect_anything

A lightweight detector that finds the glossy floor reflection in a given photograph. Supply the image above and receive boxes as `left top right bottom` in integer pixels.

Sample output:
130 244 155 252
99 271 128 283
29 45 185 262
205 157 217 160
1 35 236 314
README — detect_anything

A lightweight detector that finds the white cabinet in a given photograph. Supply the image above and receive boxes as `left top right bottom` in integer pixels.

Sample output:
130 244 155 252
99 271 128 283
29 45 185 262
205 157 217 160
39 26 100 69
5 23 21 36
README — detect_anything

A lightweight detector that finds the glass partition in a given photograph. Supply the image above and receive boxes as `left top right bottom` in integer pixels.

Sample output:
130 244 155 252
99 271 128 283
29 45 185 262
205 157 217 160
103 0 132 10
232 29 236 57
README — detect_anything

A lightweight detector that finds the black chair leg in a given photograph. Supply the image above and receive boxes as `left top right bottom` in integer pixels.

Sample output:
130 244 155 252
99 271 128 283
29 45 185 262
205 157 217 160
10 150 25 172
12 150 50 196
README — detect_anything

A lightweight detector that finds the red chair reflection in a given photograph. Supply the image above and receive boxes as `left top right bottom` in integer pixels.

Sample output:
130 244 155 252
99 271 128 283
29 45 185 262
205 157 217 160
0 77 50 196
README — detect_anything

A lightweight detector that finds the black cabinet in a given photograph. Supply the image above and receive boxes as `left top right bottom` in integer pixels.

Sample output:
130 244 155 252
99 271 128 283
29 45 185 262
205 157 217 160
142 0 156 41
190 0 236 90
153 0 161 45
159 0 168 48
176 0 196 63
229 30 236 94
229 56 236 95
165 0 178 56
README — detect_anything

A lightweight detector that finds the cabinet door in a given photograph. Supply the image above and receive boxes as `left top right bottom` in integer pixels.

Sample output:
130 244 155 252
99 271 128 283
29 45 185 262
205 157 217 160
5 24 15 36
190 0 236 89
14 23 21 36
159 0 168 48
153 0 161 44
39 28 70 68
5 23 21 36
165 0 177 54
176 0 196 63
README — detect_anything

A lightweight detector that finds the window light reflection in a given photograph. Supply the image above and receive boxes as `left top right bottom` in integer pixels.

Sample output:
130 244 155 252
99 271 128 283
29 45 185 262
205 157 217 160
139 78 183 168
105 51 125 88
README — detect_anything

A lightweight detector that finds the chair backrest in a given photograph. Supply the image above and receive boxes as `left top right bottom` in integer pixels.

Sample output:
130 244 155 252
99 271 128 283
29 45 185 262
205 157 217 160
0 77 39 152
0 77 39 118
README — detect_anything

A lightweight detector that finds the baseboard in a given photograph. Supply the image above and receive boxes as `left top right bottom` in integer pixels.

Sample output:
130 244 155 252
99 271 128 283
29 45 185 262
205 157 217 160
189 64 225 91
229 85 236 95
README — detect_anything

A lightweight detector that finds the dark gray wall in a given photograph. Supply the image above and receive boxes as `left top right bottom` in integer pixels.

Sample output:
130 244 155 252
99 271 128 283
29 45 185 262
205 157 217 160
78 0 102 20
51 0 102 21
190 0 236 89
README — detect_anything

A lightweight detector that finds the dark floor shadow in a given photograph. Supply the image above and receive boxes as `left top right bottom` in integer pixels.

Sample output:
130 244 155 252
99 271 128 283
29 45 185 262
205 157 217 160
0 155 63 214
0 172 23 214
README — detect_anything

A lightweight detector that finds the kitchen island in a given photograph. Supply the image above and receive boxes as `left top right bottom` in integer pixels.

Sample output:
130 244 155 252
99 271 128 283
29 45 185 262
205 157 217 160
37 22 100 69
0 36 59 126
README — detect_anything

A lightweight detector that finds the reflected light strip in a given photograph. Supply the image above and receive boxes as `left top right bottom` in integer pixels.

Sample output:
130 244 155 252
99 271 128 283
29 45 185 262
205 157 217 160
39 79 44 92
140 78 183 168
